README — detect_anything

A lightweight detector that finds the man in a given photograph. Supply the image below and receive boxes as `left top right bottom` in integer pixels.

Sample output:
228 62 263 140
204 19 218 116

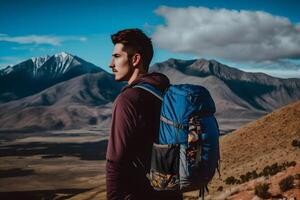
106 29 183 200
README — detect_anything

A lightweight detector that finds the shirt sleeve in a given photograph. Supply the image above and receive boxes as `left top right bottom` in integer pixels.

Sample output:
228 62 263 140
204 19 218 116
106 92 138 162
106 91 139 200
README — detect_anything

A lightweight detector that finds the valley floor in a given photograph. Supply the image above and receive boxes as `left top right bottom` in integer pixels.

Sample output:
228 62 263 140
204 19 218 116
0 130 108 200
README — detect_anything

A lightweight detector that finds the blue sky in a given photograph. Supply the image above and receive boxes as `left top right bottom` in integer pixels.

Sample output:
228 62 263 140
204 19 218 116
1 0 300 78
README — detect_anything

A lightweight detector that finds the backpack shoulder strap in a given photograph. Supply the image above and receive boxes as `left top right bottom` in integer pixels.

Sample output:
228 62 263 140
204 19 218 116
133 83 164 101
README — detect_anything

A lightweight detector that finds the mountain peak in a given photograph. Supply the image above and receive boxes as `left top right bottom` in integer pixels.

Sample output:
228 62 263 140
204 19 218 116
168 58 245 79
29 52 73 69
54 51 73 59
31 54 51 68
1 52 101 78
0 52 103 102
154 58 225 76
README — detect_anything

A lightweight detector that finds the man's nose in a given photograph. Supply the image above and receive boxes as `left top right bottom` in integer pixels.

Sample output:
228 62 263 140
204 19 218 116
109 59 114 68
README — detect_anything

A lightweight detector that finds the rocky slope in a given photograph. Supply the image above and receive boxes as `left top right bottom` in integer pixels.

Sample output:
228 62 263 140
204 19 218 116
196 100 300 199
64 100 300 200
0 72 123 132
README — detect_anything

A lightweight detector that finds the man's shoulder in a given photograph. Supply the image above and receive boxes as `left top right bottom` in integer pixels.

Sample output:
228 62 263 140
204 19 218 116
120 86 143 97
115 87 144 105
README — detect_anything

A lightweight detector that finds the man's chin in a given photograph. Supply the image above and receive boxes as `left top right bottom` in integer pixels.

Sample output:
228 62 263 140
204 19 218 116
114 76 124 82
114 73 130 82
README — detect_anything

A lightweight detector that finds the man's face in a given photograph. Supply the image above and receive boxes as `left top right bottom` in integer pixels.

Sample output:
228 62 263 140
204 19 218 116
109 43 134 82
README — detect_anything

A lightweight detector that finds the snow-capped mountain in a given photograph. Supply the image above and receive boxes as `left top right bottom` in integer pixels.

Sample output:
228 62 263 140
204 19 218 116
0 52 103 102
1 52 101 78
31 54 51 69
0 65 13 75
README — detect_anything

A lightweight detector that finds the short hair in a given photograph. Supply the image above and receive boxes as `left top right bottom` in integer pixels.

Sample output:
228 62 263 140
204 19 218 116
111 28 153 71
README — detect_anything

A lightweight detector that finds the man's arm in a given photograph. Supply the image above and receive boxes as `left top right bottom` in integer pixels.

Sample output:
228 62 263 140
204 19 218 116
106 93 138 200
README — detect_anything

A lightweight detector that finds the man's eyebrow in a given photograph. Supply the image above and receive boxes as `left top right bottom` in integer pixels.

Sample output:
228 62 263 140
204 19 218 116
112 53 120 56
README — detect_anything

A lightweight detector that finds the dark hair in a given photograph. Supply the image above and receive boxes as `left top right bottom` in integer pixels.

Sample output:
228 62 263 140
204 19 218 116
111 28 153 71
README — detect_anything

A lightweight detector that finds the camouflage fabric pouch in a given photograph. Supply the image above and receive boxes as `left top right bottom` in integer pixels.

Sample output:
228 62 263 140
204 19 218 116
148 143 180 190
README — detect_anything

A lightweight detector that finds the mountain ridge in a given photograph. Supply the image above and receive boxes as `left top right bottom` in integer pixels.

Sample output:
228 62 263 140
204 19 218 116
0 52 103 102
0 72 123 132
0 55 300 133
151 58 300 111
150 58 300 133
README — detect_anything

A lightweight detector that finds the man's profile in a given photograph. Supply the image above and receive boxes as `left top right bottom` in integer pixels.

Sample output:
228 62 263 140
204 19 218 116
106 28 182 200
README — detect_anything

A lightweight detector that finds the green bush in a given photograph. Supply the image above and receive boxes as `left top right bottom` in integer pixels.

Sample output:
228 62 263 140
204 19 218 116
262 162 288 177
282 161 295 168
292 139 300 148
217 186 223 191
279 175 294 192
225 176 238 185
251 170 259 179
224 162 297 185
292 139 297 146
255 183 270 199
287 161 296 167
240 174 248 183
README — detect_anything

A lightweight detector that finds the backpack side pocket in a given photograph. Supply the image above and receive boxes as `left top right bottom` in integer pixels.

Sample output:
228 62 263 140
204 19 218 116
148 143 180 191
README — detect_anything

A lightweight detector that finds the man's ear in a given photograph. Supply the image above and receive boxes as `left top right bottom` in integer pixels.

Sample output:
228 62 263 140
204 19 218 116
131 53 141 67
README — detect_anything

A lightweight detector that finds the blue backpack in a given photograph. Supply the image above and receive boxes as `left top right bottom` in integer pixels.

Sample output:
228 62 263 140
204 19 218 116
134 83 220 198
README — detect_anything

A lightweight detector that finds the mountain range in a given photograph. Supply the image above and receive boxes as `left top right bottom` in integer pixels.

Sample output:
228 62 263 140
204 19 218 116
0 52 102 103
151 58 300 133
0 53 300 134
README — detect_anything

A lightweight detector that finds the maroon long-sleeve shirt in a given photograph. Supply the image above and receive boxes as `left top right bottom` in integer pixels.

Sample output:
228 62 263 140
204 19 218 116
106 72 182 200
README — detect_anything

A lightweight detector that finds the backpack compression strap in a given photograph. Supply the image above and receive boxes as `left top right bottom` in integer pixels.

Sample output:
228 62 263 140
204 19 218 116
160 116 189 130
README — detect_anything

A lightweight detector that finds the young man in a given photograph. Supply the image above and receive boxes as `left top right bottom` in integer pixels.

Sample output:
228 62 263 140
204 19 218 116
106 29 183 200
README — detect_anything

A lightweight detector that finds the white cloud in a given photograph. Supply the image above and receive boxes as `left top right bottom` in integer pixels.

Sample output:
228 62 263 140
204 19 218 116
152 6 300 62
0 34 87 46
143 22 156 34
79 37 87 42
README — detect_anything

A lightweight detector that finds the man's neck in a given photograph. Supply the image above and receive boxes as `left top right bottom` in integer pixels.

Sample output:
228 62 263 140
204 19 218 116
128 68 147 85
